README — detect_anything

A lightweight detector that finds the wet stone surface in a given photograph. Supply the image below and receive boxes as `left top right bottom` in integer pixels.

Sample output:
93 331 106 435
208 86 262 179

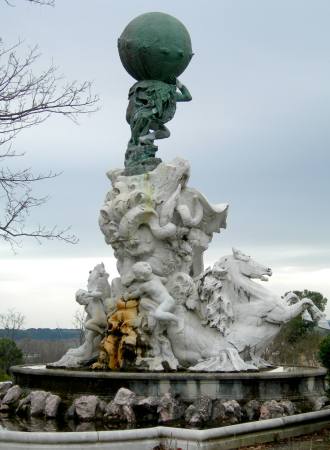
0 383 329 432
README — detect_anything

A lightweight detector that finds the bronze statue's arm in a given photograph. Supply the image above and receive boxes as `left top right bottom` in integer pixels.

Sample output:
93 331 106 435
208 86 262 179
175 78 192 102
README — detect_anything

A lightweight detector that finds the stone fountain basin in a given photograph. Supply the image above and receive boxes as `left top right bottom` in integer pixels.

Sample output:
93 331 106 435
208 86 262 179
2 365 329 449
1 410 330 450
11 365 327 402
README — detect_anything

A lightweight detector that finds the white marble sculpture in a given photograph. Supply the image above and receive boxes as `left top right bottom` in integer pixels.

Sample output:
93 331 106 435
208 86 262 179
52 263 111 367
194 248 329 368
55 157 329 371
99 157 228 286
125 261 181 328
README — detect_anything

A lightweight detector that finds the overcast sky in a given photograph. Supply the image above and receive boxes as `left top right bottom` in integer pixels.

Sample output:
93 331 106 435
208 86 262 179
1 0 329 327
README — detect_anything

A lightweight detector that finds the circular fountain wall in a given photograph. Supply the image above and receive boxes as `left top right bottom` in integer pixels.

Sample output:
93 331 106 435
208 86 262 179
11 365 327 403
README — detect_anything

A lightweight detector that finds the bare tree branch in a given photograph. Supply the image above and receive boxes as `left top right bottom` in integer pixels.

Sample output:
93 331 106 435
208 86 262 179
72 308 86 345
0 39 99 247
4 0 55 7
0 309 25 340
0 43 99 147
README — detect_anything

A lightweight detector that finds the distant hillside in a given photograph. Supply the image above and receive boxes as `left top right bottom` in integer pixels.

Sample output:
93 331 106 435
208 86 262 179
0 328 80 341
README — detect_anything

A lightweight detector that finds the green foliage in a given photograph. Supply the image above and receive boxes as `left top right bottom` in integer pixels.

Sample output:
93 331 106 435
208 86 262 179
0 371 12 382
264 327 324 367
293 290 328 312
264 289 329 366
283 316 315 344
0 338 23 374
0 328 80 341
319 335 330 369
280 290 328 344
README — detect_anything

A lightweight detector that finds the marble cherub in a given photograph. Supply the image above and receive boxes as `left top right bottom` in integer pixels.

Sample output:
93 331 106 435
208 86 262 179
50 263 110 367
125 261 181 328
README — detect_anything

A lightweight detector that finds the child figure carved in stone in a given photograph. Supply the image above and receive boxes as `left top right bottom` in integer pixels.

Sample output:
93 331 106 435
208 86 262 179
125 261 181 330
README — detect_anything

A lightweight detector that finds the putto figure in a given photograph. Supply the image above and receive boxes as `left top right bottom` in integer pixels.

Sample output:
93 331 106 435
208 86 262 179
126 261 181 328
51 264 111 368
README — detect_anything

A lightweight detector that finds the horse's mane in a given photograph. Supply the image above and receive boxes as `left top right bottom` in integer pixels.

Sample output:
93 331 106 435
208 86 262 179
198 254 277 335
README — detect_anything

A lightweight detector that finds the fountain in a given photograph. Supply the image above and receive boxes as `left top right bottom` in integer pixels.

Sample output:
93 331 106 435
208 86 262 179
3 11 330 450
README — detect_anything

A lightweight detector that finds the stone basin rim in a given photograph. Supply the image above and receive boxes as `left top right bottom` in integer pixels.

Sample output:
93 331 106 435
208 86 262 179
11 365 327 380
0 410 330 443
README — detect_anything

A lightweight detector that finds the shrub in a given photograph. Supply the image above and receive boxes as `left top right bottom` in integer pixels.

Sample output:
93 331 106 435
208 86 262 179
293 290 327 312
0 338 23 375
319 335 330 370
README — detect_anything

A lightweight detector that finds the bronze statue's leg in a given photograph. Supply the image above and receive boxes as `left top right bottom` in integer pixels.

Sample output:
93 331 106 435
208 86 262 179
130 110 153 145
139 123 170 144
154 124 170 140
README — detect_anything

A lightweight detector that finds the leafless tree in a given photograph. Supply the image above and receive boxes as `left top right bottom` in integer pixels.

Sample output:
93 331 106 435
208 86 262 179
72 308 86 345
4 1 55 7
0 8 99 248
18 338 75 364
0 308 25 340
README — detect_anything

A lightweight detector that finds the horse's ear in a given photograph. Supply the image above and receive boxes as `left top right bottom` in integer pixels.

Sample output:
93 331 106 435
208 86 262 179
232 247 239 259
232 247 250 261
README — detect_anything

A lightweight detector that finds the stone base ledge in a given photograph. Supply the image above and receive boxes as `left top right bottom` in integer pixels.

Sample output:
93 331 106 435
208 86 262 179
1 410 330 450
11 365 327 402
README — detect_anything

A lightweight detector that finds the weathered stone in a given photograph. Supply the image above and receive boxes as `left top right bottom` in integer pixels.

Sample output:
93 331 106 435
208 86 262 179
212 400 242 425
105 391 136 425
98 399 107 415
65 403 75 420
137 396 159 409
104 401 121 421
185 395 212 426
135 396 159 423
16 393 32 416
30 390 49 417
122 404 135 424
45 394 61 418
244 400 261 421
310 395 329 411
279 400 295 416
0 404 9 413
260 400 284 420
103 388 136 424
184 404 196 422
74 395 99 421
1 385 22 406
107 401 135 424
195 395 212 420
157 392 185 423
113 387 136 406
0 381 12 399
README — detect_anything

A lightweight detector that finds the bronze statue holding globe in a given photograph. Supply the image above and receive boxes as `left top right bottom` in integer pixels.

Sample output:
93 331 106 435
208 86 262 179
118 12 193 175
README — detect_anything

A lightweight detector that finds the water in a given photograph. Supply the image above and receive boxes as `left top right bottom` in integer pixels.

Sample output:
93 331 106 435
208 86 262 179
0 415 157 432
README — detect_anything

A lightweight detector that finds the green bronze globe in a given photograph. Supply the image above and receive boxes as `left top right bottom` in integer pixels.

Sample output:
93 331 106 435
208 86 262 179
118 12 193 84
